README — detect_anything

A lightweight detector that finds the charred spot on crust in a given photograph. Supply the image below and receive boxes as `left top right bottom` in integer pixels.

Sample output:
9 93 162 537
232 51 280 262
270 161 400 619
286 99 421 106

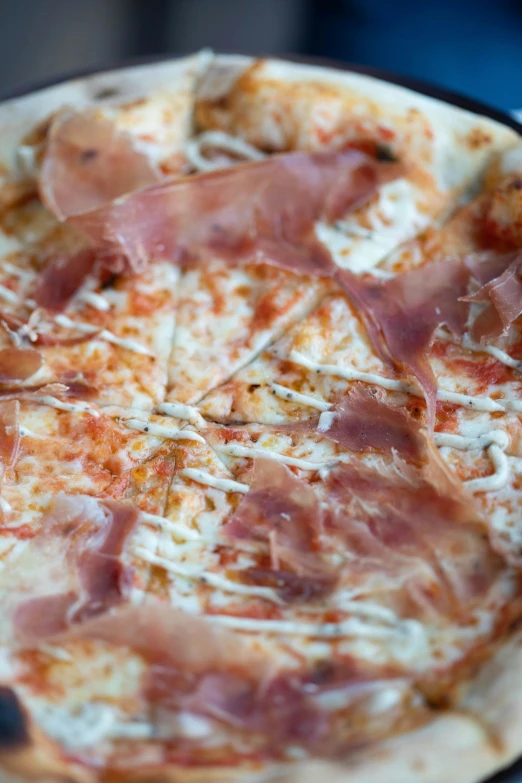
0 687 30 749
93 86 120 101
375 143 398 163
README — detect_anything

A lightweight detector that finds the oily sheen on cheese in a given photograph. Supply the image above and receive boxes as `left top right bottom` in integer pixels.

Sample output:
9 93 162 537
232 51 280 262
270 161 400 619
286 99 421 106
1 53 522 783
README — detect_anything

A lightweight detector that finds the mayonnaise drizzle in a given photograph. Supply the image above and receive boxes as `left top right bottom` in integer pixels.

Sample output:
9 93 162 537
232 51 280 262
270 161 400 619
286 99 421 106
132 546 283 603
140 511 201 540
216 443 338 471
180 467 249 494
121 418 206 444
433 430 509 452
464 445 510 494
185 131 266 173
32 395 100 417
54 315 152 356
270 383 331 411
206 613 422 640
439 330 522 372
155 401 206 427
290 350 516 413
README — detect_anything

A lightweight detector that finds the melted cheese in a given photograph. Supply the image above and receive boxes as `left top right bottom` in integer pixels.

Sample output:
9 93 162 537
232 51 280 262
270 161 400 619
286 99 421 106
54 315 152 356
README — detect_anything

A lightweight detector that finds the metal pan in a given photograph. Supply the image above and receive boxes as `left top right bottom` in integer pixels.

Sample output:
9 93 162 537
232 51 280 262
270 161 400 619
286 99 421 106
0 51 521 783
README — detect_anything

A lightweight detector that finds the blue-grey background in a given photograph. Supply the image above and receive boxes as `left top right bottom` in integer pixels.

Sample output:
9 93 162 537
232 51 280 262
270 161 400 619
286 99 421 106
0 0 520 109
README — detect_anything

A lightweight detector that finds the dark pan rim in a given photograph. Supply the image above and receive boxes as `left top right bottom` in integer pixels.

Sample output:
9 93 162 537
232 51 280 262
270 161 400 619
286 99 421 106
0 50 521 135
0 50 521 783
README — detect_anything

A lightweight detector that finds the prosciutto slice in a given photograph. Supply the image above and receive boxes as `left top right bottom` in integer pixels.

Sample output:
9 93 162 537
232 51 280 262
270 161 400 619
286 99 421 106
67 150 399 275
324 447 502 620
337 260 470 430
0 400 20 494
43 601 331 750
33 248 97 311
0 347 42 382
13 494 139 640
315 385 425 462
463 251 522 342
40 109 161 220
224 457 336 601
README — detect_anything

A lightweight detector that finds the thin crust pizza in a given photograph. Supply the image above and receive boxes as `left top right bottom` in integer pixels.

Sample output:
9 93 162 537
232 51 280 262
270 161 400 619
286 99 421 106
0 53 522 783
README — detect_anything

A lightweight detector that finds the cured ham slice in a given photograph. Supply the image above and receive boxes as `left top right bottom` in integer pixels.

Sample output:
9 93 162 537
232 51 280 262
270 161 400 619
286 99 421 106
67 150 399 275
224 457 335 601
324 449 502 621
0 347 42 382
464 252 522 342
13 494 139 640
337 260 470 430
0 400 20 478
40 109 161 220
317 385 425 462
44 602 331 750
33 248 97 311
0 381 96 401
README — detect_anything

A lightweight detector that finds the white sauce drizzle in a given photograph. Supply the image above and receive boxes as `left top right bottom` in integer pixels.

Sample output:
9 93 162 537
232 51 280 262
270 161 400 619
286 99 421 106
464 445 510 494
32 395 100 417
140 511 202 541
185 131 266 173
433 430 509 451
270 383 331 411
54 314 152 356
155 401 206 427
439 330 522 371
290 350 513 412
132 547 283 603
0 284 26 306
216 443 338 471
206 613 422 640
0 497 11 512
179 467 249 494
121 418 206 444
78 290 111 312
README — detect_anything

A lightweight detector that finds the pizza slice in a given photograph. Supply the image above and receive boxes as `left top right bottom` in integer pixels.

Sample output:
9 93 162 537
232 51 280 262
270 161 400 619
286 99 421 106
195 55 518 273
0 54 214 409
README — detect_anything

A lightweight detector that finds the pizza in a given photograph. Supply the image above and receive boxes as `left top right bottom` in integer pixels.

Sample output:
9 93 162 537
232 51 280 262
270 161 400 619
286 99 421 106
1 52 522 783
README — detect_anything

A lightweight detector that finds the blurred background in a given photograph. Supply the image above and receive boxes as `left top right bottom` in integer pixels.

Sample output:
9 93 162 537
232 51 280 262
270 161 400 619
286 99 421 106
0 0 520 110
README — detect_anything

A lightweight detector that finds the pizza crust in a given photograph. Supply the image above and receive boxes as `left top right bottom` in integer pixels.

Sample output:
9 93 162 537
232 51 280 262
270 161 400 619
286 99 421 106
0 52 521 783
